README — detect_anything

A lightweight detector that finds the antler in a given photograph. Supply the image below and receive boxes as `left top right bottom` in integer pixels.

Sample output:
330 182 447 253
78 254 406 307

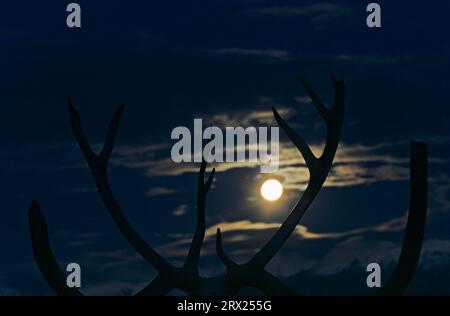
29 99 215 295
68 99 174 275
28 201 83 296
376 141 427 295
138 159 215 295
215 76 428 295
216 74 345 295
28 82 428 296
185 160 215 269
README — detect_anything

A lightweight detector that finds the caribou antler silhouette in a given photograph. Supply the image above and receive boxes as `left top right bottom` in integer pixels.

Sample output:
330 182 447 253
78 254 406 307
29 74 428 296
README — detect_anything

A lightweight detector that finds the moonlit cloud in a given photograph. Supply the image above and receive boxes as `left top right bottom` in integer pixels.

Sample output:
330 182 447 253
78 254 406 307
172 204 188 216
110 139 414 190
107 108 450 196
206 107 294 127
153 214 408 263
204 48 292 60
249 3 353 21
145 187 177 197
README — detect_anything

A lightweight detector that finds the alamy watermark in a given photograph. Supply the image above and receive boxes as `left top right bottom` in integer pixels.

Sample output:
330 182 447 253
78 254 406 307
171 119 279 173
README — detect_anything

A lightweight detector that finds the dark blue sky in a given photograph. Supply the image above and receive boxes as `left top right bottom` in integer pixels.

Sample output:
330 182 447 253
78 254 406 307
1 1 450 295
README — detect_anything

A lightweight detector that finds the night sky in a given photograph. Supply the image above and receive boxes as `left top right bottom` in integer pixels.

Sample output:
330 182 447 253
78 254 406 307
1 0 450 295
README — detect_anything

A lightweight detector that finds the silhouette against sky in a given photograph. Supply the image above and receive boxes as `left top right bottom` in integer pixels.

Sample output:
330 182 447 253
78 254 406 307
1 1 450 295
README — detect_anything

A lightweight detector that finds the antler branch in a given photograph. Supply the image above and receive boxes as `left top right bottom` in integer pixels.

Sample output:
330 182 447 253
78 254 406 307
185 159 215 269
29 79 427 297
28 201 83 296
32 100 217 296
377 141 427 295
249 74 344 268
68 98 174 275
216 74 345 294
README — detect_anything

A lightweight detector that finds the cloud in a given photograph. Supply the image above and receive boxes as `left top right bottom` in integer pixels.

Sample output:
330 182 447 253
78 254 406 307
208 215 406 242
204 48 291 60
114 143 169 157
274 142 412 190
81 249 143 271
429 175 450 213
153 215 407 265
293 96 313 104
112 142 169 169
0 285 20 296
68 232 105 247
111 138 415 190
250 3 353 20
67 249 156 295
108 107 450 194
337 54 415 65
206 106 294 127
313 237 450 276
146 187 177 197
172 204 188 217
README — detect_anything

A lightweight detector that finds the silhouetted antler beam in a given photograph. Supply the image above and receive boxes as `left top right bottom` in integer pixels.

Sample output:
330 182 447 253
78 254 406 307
28 201 83 296
69 99 219 295
185 159 215 269
247 74 344 268
216 74 345 295
216 229 297 295
68 98 174 274
377 141 427 296
138 159 215 295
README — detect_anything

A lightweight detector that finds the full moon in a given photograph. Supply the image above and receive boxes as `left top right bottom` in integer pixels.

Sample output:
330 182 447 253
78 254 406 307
260 179 283 201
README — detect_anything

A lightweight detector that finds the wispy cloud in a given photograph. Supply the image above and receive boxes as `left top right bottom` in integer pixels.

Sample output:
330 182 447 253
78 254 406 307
69 232 105 247
0 285 20 296
337 54 415 65
153 215 450 278
250 3 353 20
172 204 188 217
207 215 406 242
146 187 177 197
108 108 449 194
204 48 291 61
70 249 155 295
430 175 450 213
313 237 450 275
207 106 294 127
111 139 414 189
154 215 407 263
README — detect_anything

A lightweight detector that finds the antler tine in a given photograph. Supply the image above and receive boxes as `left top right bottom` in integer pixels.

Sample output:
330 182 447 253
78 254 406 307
330 73 345 113
67 97 95 162
216 228 238 269
377 141 427 295
28 201 83 296
135 158 215 295
68 98 174 274
100 103 125 163
216 75 345 293
249 75 345 268
272 107 317 170
299 77 330 122
185 158 215 269
68 97 124 168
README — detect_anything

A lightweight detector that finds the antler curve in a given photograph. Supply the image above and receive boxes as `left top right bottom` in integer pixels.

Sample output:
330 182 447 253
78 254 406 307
29 99 215 295
216 74 345 295
29 78 428 296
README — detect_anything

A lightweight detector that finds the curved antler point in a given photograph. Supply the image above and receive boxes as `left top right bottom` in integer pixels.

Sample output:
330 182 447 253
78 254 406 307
67 97 77 112
29 200 45 225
